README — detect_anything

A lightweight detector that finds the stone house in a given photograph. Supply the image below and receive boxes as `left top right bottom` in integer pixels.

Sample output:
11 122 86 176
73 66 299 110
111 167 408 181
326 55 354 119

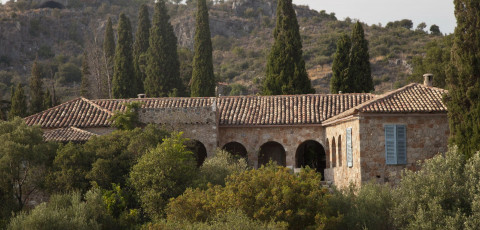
24 77 448 187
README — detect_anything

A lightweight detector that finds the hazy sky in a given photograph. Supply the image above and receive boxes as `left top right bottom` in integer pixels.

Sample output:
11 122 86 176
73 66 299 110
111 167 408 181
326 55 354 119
293 0 456 34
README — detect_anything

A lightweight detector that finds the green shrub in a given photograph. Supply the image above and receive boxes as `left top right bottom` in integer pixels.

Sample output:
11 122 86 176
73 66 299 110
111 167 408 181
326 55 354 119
130 132 198 220
329 182 394 230
195 149 248 188
392 147 480 229
147 210 287 230
167 165 340 229
8 189 110 230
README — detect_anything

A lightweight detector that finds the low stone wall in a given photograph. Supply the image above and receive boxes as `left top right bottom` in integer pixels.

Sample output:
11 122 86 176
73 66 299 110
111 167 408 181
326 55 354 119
139 106 218 156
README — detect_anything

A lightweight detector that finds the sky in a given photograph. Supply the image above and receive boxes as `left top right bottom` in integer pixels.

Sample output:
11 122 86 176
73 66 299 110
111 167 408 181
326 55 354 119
293 0 456 34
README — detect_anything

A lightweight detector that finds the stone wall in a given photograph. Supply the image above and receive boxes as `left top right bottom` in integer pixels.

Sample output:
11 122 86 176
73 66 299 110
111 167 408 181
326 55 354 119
219 126 326 168
358 114 449 185
84 127 116 135
324 119 362 188
139 106 218 156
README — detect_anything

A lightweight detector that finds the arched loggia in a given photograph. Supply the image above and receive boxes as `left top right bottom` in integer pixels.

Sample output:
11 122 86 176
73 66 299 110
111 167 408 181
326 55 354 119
222 142 248 158
258 141 286 167
185 139 207 167
296 140 327 179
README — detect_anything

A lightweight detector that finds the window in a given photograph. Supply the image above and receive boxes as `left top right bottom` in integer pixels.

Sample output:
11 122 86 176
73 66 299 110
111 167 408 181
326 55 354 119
346 128 353 168
384 124 407 165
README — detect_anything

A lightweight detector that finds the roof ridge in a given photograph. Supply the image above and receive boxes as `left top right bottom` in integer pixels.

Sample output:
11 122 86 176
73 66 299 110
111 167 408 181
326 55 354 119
81 97 114 115
322 83 420 124
24 97 84 120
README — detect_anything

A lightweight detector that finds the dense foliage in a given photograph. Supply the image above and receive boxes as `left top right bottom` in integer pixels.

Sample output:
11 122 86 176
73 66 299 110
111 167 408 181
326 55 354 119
167 165 338 229
190 0 216 97
8 84 27 119
445 0 480 158
130 132 197 220
263 0 314 95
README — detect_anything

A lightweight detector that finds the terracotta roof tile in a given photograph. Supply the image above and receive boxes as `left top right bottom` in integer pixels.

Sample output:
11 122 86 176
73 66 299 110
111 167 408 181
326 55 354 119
324 83 448 124
24 97 114 128
26 94 375 129
43 127 97 143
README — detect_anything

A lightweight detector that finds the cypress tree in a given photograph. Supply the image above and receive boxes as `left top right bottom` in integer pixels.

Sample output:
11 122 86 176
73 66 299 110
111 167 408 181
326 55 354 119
112 13 135 99
103 17 115 98
145 0 183 97
445 0 480 158
347 21 373 93
43 89 52 110
190 0 215 97
81 51 90 98
330 34 351 94
263 0 314 95
9 84 27 119
29 60 44 114
133 4 151 93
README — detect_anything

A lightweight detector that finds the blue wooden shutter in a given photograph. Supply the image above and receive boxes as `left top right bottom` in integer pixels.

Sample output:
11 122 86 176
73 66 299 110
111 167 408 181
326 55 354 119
385 125 396 165
396 125 407 164
346 128 353 168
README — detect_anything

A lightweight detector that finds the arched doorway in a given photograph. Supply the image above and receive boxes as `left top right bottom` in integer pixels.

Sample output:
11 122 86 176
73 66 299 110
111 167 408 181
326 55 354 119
296 140 327 179
185 140 207 166
222 142 248 158
258 141 286 167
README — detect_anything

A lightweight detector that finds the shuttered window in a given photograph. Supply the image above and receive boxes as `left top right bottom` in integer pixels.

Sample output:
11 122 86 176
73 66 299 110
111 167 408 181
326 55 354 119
346 127 353 168
385 124 407 165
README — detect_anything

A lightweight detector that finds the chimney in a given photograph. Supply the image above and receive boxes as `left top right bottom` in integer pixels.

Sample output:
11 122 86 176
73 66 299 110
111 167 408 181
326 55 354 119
423 73 433 87
137 94 146 99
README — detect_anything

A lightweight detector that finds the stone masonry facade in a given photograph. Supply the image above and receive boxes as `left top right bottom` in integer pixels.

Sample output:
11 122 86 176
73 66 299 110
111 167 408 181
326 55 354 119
24 82 450 187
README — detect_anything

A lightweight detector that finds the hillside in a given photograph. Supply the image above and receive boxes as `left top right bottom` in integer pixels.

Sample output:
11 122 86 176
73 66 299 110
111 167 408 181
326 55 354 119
0 0 445 103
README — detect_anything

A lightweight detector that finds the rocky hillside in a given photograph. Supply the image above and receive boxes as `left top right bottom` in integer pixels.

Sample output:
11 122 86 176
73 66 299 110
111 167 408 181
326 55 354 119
0 0 444 102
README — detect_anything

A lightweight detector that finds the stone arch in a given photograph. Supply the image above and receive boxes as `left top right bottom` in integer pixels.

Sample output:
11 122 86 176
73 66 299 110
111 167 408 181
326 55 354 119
185 139 207 166
331 137 336 167
296 140 327 178
222 141 248 158
338 135 342 167
258 141 286 167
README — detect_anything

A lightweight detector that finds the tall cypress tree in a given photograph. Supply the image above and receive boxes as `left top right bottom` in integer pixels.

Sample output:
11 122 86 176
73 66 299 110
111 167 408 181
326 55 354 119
145 0 183 97
43 89 52 110
103 17 115 98
445 0 480 158
190 0 215 97
347 21 373 93
9 84 27 119
330 34 351 94
133 4 151 94
263 0 314 95
112 13 135 99
81 51 90 98
29 60 44 114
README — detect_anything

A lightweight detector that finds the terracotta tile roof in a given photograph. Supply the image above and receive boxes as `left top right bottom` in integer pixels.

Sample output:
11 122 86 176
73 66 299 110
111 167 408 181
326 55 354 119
216 94 374 126
24 97 114 128
43 127 97 143
91 97 214 112
324 83 448 124
25 94 375 129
